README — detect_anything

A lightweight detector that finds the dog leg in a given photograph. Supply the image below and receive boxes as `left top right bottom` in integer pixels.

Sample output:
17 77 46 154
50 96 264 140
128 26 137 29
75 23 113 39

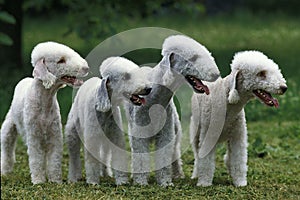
84 133 101 184
131 137 150 185
197 146 216 187
47 120 63 183
66 121 82 183
27 133 47 184
226 116 248 187
155 128 175 187
1 113 18 174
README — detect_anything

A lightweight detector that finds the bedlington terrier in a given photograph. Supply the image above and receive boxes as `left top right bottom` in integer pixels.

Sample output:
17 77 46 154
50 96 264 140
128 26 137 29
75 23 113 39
1 41 89 184
126 35 220 186
65 57 152 185
190 50 287 187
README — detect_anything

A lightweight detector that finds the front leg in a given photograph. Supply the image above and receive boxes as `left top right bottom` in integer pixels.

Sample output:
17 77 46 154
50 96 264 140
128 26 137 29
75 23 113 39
155 129 175 187
130 136 150 185
224 114 248 187
84 131 101 184
105 125 129 185
47 120 63 183
197 145 216 187
27 133 47 184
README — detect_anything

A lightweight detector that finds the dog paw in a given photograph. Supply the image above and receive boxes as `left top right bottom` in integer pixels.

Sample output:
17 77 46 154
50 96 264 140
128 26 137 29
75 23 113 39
86 178 99 185
32 178 47 185
159 181 174 187
133 173 149 186
49 179 62 184
134 180 149 186
233 179 247 187
115 177 129 186
197 181 212 187
173 173 185 179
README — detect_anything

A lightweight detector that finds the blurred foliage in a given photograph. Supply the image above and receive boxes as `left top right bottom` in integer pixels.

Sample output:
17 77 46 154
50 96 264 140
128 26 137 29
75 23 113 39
23 0 67 13
243 0 300 15
0 10 16 46
22 0 300 40
62 0 205 40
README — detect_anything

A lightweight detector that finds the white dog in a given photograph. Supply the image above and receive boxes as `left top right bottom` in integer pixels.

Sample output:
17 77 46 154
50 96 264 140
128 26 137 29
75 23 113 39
65 57 152 185
1 42 89 184
190 51 287 186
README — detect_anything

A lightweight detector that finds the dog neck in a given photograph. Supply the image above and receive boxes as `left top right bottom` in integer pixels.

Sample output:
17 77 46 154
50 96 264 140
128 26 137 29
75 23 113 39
30 78 62 109
145 64 184 107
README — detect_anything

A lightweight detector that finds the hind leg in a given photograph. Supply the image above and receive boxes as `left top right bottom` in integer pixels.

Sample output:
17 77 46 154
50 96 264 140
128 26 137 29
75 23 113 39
1 114 18 174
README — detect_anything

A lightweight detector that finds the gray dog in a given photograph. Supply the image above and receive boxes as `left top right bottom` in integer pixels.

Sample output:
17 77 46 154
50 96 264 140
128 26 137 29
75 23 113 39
126 35 220 186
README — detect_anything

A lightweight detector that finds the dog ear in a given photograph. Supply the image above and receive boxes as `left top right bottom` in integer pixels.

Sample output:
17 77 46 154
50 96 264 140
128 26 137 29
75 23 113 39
95 77 111 112
228 70 240 104
32 58 56 89
160 52 176 68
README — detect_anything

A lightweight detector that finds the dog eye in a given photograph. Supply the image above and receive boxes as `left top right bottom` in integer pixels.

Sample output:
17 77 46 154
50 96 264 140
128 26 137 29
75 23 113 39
57 57 66 64
123 72 131 80
257 70 266 78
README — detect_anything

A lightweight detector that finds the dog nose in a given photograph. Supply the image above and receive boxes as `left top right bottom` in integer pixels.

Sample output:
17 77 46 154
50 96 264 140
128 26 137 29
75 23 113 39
280 85 288 94
81 66 89 74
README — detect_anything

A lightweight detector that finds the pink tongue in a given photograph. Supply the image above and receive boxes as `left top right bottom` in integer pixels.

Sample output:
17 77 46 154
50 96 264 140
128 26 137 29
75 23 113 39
273 98 279 108
74 79 83 86
265 92 279 108
141 98 146 105
194 80 210 95
202 84 210 95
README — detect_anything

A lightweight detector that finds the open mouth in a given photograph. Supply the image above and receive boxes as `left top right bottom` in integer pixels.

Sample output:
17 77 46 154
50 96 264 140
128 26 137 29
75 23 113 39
61 75 84 87
130 94 146 106
186 75 210 95
253 89 279 108
123 93 146 106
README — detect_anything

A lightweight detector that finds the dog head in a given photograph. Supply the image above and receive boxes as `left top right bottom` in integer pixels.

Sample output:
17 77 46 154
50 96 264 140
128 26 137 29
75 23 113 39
160 35 220 94
95 57 152 112
228 50 287 108
31 41 89 89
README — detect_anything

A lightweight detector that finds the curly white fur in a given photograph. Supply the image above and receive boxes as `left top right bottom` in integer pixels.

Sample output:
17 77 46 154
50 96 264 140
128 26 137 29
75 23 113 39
65 56 152 185
126 35 220 186
190 50 287 187
1 41 89 184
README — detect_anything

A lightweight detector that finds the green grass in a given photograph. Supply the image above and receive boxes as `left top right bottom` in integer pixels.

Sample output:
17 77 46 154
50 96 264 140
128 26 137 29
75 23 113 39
1 11 300 199
1 121 299 199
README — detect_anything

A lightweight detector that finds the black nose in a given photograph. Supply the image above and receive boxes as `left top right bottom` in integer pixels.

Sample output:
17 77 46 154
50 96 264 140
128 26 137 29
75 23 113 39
280 85 288 94
82 66 89 74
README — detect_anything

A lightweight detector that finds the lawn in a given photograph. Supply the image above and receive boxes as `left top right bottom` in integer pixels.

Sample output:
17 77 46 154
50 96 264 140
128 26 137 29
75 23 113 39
1 121 299 199
1 11 300 199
